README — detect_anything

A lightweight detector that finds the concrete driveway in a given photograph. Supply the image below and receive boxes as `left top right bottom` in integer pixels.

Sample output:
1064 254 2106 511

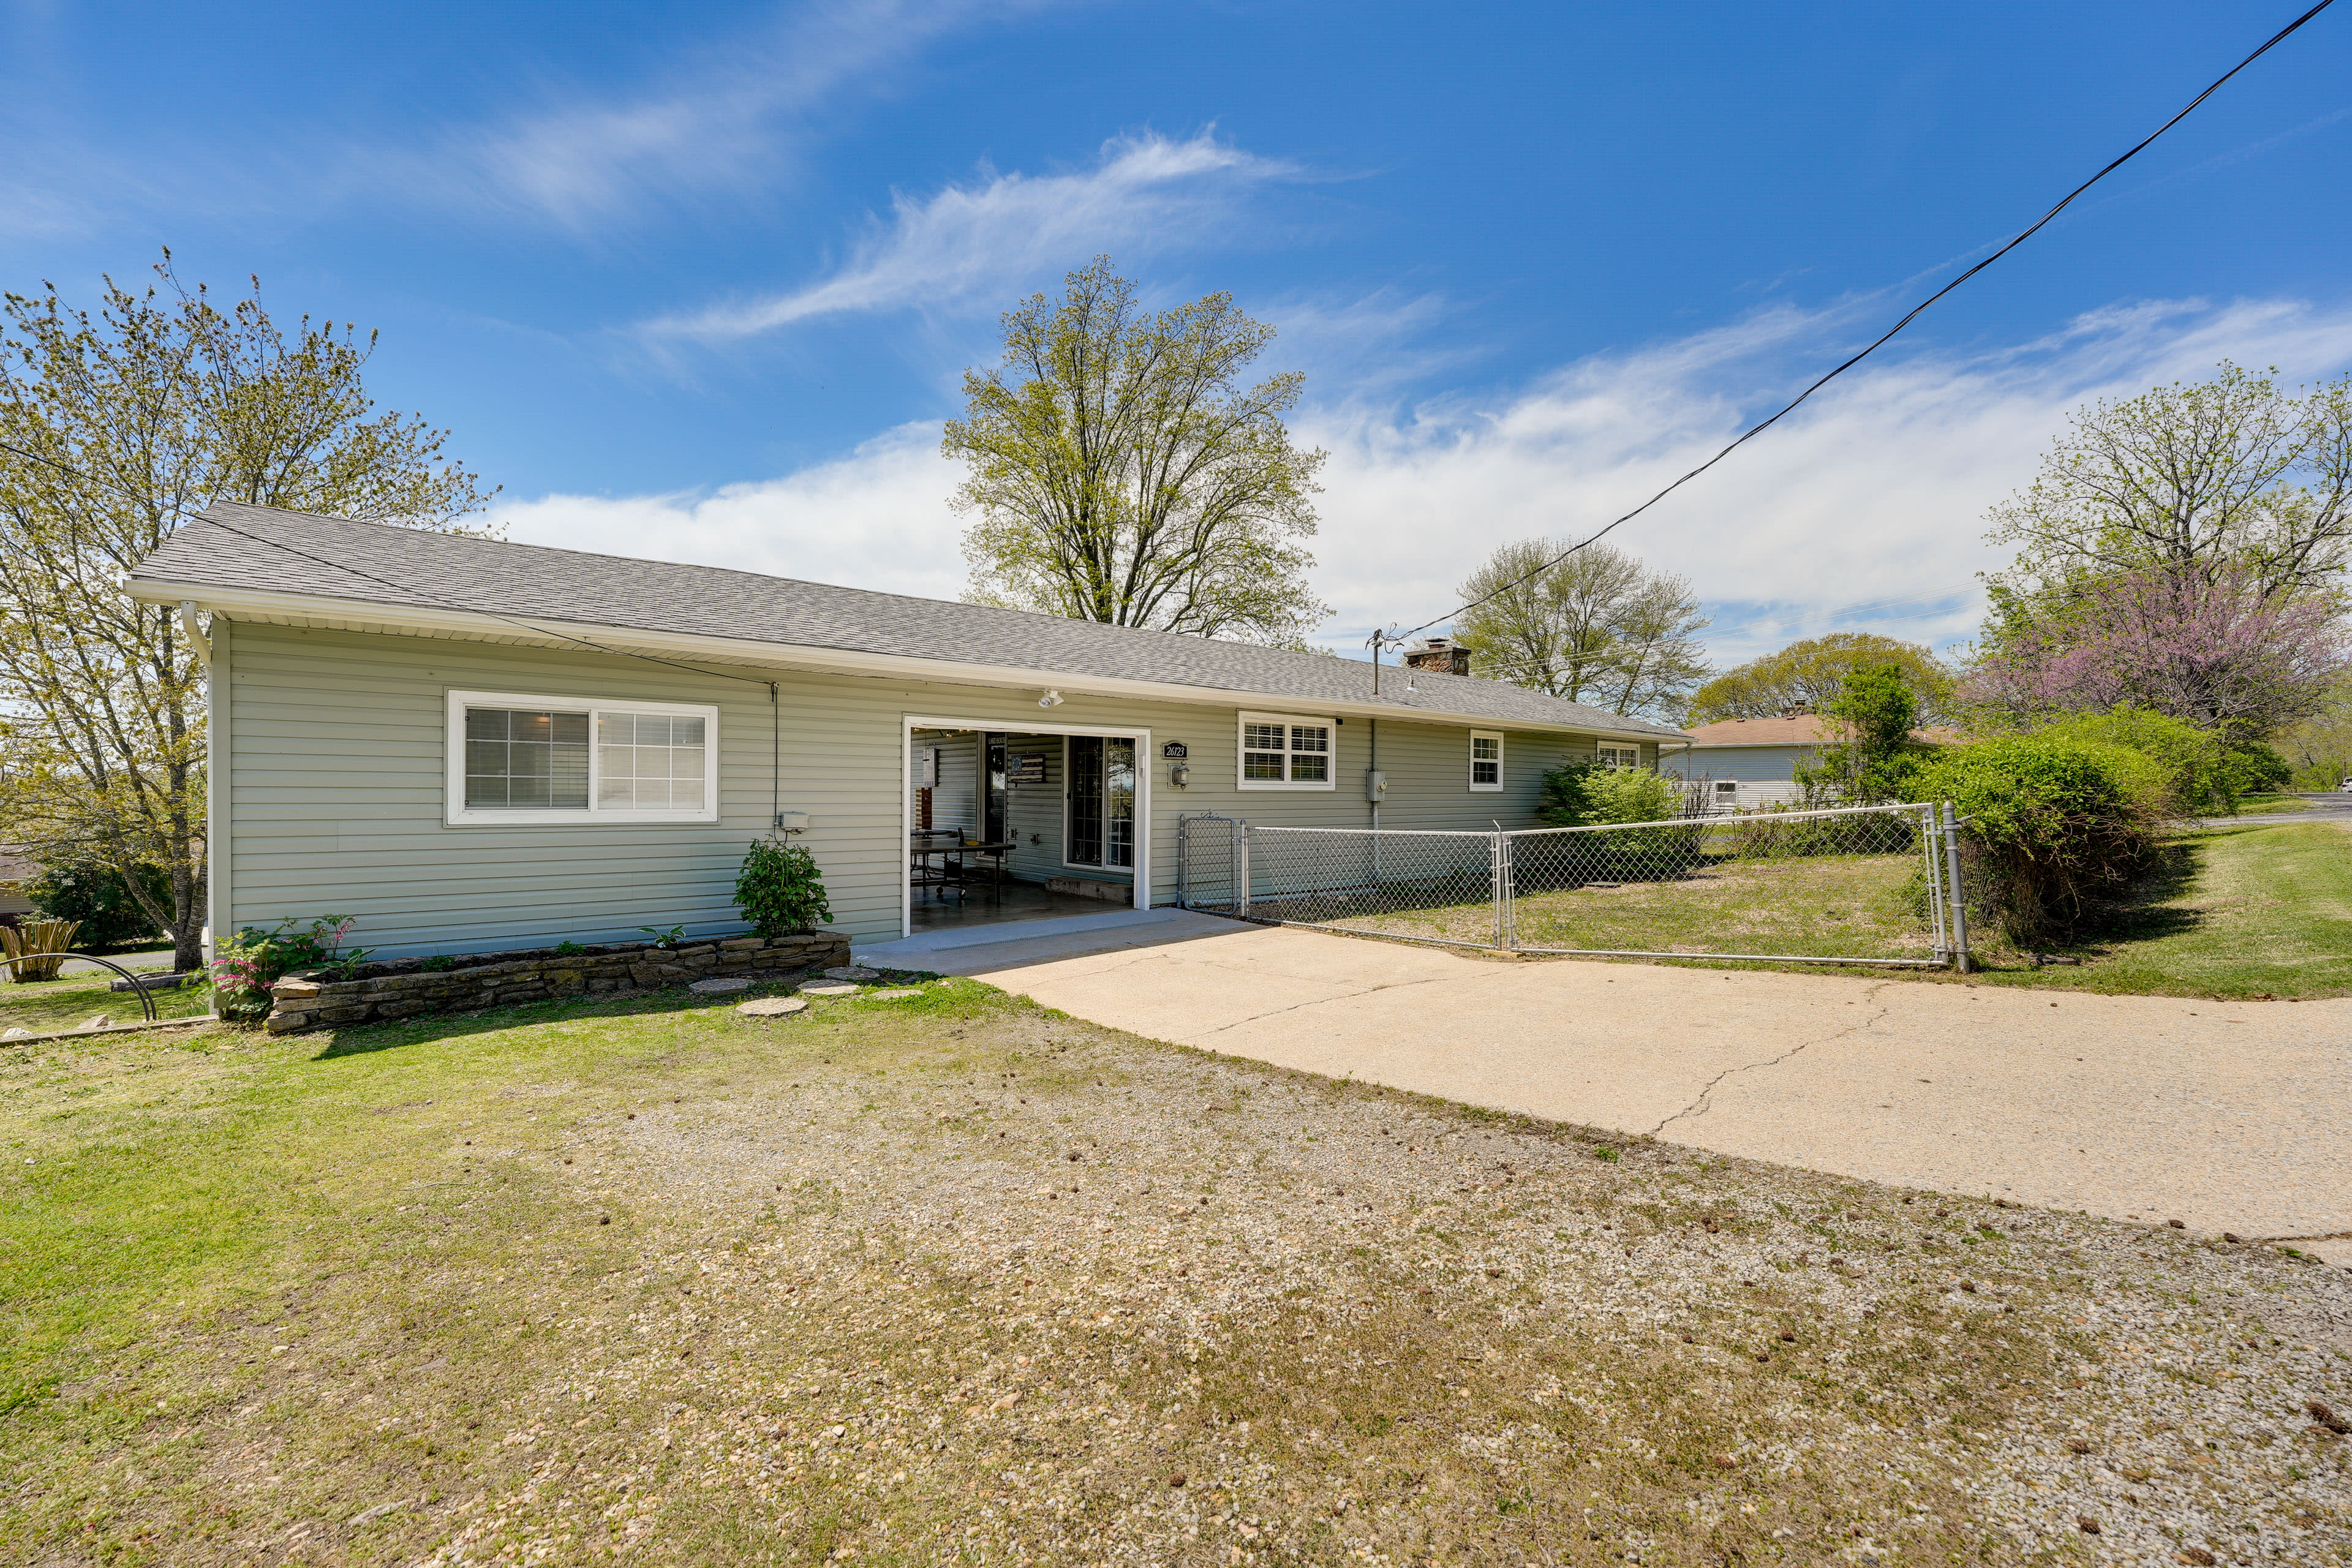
948 914 2352 1253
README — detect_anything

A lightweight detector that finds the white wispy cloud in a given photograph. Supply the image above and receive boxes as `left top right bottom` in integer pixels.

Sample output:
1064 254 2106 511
364 0 1022 229
640 130 1297 339
492 423 967 598
1300 293 2352 665
502 293 2352 671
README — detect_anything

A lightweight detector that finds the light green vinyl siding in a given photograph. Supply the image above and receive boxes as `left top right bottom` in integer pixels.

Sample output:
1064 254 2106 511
219 622 1654 952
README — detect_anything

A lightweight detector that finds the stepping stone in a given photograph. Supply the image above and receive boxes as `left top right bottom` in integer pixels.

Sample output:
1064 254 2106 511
869 988 924 1001
797 982 861 997
736 996 809 1018
688 977 752 995
2 1027 31 1041
822 965 881 981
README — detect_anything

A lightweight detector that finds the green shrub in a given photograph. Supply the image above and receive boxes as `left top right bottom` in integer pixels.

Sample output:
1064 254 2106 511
733 837 833 937
206 914 372 1022
2218 741 2290 798
23 860 169 950
2032 706 2232 815
1534 766 1699 880
1913 736 2166 943
1538 764 1679 827
1797 662 1935 804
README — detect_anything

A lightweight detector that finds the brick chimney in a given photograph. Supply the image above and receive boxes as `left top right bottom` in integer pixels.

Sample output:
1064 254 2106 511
1403 636 1471 677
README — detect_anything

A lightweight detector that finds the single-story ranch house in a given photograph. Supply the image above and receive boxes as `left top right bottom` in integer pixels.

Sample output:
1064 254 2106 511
1661 715 1961 811
129 503 1689 960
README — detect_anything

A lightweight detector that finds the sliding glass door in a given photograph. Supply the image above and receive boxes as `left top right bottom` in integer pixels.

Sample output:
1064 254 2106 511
1065 736 1136 870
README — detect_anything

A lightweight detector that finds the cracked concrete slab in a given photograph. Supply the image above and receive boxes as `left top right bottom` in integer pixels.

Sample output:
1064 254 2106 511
964 919 2352 1243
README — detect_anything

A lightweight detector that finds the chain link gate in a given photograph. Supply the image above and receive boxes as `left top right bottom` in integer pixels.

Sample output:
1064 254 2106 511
1179 803 1968 969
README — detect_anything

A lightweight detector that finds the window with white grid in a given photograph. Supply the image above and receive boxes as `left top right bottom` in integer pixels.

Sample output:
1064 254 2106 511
1469 729 1502 791
446 690 718 824
1597 742 1642 770
1237 711 1335 790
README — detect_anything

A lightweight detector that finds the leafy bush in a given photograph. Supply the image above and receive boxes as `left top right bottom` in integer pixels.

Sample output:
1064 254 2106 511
206 929 279 1021
1796 662 1934 804
733 837 833 937
23 860 168 949
421 954 458 971
1535 766 1699 879
206 914 372 1022
1538 764 1679 827
2218 741 2290 797
2031 705 2233 816
1728 801 1917 861
1913 737 2167 943
554 940 585 957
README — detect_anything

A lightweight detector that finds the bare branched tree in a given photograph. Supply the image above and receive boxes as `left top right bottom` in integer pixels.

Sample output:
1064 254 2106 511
1453 540 1708 721
1986 360 2352 605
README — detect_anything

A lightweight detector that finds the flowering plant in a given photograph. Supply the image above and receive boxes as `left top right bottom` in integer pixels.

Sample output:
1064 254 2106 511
206 914 374 1022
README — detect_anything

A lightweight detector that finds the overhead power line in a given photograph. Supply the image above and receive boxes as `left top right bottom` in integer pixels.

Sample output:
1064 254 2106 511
1374 0 2339 653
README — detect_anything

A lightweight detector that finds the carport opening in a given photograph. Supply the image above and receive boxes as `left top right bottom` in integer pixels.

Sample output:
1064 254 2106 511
908 726 1140 936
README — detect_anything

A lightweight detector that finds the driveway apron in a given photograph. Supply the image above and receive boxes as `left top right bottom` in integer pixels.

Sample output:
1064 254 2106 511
960 919 2352 1247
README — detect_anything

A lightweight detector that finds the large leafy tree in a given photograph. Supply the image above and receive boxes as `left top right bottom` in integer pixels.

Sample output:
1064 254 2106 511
0 254 494 969
1452 540 1708 721
944 257 1329 647
1985 361 2352 605
1686 632 1953 726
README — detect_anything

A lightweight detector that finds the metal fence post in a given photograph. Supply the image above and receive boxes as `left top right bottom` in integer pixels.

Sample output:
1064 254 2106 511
1940 800 1971 973
1236 820 1251 920
1490 831 1507 950
1921 803 1950 966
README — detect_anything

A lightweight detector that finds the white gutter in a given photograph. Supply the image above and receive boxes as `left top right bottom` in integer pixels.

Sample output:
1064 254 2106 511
126 575 1688 745
177 600 211 664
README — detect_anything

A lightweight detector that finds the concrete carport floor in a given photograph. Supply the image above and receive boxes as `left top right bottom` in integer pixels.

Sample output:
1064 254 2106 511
948 916 2352 1258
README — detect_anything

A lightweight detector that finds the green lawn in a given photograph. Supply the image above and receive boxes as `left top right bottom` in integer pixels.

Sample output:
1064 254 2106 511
1929 818 2352 1000
0 970 211 1034
9 979 2342 1564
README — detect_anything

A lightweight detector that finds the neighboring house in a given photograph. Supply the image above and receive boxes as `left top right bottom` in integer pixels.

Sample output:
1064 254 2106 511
127 503 1691 957
1659 716 1958 811
0 848 37 924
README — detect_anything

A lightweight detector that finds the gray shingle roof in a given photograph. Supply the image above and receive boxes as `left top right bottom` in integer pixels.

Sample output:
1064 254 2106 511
131 502 1686 738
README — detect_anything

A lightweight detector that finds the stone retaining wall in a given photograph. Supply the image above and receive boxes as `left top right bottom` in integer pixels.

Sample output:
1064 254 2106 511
263 932 850 1035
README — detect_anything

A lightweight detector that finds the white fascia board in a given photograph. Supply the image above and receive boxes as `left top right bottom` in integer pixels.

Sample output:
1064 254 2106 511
126 575 1683 743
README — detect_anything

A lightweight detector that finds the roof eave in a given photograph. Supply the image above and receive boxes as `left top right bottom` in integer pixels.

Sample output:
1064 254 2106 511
130 575 1683 742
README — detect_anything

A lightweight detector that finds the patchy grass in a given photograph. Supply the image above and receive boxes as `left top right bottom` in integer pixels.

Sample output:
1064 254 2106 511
1913 820 2352 1001
4 978 2348 1565
0 970 212 1033
1245 816 2352 1001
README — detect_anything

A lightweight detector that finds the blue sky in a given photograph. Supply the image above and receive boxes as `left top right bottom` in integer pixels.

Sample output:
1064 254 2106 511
7 1 2350 665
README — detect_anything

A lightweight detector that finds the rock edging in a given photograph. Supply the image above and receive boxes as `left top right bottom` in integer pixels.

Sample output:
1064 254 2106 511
262 932 849 1035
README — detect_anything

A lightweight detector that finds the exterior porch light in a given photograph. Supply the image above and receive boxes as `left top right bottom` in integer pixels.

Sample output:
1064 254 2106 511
1038 689 1064 708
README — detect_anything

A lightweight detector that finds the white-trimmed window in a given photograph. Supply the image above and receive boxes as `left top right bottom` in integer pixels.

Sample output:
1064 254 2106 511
1597 742 1642 771
1237 711 1334 790
1469 729 1503 791
446 690 719 825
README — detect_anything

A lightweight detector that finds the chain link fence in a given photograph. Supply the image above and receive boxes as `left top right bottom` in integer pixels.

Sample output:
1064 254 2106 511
1178 802 1967 968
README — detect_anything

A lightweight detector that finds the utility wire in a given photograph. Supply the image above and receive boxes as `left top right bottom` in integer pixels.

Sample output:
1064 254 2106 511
1378 0 2339 652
